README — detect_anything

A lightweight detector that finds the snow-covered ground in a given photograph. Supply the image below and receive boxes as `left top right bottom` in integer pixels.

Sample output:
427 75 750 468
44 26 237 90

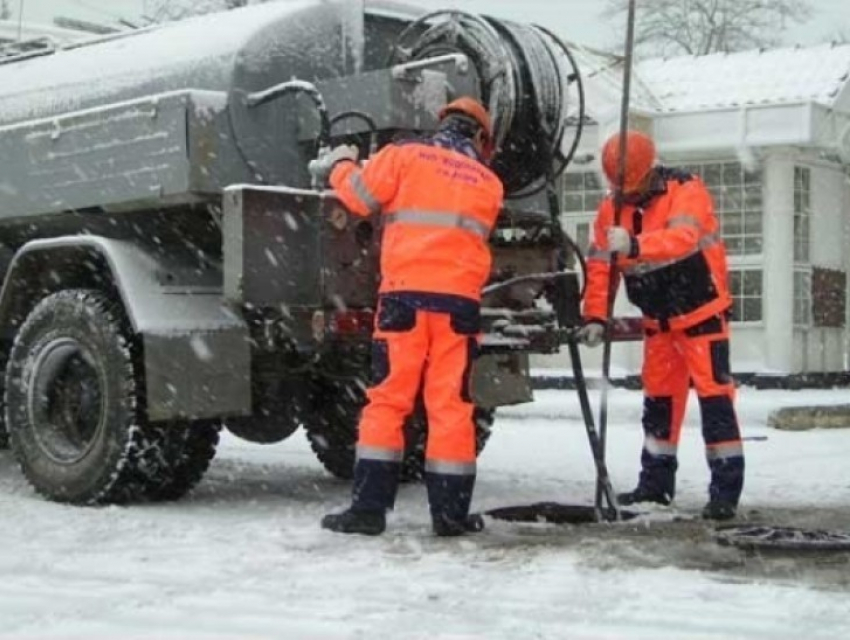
2 386 849 639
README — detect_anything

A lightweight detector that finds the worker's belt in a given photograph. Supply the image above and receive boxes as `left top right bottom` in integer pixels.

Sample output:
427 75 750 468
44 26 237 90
384 209 491 239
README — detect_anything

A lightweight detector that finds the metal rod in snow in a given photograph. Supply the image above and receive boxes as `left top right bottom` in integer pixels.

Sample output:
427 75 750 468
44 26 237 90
17 0 24 41
596 0 637 514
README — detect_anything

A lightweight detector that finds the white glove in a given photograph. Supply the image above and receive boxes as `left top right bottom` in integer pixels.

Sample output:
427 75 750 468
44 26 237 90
308 144 359 185
576 322 605 348
607 226 634 255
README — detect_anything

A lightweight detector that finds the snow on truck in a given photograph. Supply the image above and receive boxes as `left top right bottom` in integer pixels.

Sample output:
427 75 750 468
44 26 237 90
0 0 587 504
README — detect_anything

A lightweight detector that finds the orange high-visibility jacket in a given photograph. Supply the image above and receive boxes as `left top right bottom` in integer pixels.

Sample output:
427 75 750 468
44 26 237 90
330 141 504 301
583 167 731 332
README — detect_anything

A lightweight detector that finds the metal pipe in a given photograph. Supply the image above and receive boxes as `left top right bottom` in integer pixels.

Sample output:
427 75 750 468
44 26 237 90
596 0 637 515
390 52 469 78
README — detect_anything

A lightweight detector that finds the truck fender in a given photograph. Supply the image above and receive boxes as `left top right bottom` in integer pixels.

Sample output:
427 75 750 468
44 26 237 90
0 236 250 422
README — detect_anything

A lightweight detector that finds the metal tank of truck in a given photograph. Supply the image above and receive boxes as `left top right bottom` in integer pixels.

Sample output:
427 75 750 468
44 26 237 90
0 0 585 503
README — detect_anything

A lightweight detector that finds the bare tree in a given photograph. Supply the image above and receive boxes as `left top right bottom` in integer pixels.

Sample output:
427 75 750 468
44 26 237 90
0 1 11 21
147 0 253 23
603 0 812 57
828 28 850 44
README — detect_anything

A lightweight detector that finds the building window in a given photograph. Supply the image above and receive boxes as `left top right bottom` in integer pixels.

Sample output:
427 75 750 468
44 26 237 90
793 269 812 326
793 166 811 263
677 162 763 256
575 221 591 252
562 171 604 213
729 269 763 322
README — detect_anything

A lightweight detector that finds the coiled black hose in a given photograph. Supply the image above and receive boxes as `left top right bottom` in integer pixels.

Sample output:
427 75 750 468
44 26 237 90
386 11 582 196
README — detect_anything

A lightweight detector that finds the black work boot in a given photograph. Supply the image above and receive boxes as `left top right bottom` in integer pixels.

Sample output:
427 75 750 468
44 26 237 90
321 508 386 536
701 500 737 521
433 513 485 537
426 471 482 537
324 456 399 535
617 486 672 507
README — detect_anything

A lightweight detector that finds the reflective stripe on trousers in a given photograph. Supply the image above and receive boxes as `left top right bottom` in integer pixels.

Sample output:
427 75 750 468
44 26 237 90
358 306 478 471
638 314 744 503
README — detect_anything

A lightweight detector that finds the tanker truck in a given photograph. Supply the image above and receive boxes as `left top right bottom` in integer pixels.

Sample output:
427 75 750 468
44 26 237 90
0 0 587 504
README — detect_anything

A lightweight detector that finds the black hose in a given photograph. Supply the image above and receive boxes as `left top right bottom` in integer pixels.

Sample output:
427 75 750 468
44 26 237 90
387 10 517 154
330 110 378 133
246 81 331 149
388 10 583 194
329 110 379 154
227 80 332 184
506 25 586 201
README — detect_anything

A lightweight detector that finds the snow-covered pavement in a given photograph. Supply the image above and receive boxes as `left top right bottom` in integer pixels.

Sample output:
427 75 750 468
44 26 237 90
2 386 849 639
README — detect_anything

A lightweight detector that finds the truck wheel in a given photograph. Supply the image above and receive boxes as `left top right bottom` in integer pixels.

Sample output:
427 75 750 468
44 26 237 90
5 290 156 504
0 353 7 450
223 378 305 444
304 380 493 482
142 422 220 502
303 380 363 480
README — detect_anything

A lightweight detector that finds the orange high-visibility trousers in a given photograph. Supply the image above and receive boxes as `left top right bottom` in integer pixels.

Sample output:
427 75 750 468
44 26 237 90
359 311 477 468
638 313 744 504
350 294 479 513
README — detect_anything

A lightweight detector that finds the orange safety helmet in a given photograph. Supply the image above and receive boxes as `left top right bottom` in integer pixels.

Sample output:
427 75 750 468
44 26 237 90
601 130 656 193
438 97 494 157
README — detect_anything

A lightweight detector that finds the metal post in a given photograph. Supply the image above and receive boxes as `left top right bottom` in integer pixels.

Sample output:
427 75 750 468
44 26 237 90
596 0 637 511
17 0 23 40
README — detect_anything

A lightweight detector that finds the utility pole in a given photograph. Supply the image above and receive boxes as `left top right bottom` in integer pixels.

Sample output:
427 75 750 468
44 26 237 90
17 0 23 40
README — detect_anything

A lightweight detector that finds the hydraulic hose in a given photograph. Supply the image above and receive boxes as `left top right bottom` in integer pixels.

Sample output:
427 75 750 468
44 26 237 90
329 110 379 155
387 11 581 195
246 80 331 149
229 79 332 182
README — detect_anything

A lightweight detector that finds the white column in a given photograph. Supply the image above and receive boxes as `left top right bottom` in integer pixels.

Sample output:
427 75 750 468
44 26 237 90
761 149 795 372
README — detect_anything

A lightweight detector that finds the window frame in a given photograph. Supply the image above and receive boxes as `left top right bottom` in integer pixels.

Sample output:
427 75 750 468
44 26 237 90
728 267 764 324
793 267 813 328
677 160 764 258
561 170 605 215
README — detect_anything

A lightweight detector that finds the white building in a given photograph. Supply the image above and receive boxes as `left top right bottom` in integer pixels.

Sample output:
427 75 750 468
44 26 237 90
546 42 850 379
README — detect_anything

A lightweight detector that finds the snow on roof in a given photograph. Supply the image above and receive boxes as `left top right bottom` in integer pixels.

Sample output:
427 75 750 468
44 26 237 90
559 41 662 124
638 42 850 113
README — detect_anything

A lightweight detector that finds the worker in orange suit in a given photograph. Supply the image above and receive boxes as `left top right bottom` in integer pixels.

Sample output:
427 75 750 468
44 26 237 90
309 97 504 536
577 130 744 521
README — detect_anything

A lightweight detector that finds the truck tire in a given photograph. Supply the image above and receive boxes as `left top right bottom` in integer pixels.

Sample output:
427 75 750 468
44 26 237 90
5 289 167 504
304 380 493 482
142 422 220 502
223 378 305 444
0 353 7 450
303 380 363 481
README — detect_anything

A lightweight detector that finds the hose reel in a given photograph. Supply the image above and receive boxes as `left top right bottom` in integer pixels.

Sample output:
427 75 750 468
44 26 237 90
387 11 584 196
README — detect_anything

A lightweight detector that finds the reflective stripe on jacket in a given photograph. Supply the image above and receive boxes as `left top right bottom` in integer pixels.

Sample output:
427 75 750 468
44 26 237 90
330 141 504 301
582 167 731 331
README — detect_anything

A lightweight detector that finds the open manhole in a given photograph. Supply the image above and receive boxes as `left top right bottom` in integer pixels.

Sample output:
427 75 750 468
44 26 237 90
484 502 640 524
715 525 850 552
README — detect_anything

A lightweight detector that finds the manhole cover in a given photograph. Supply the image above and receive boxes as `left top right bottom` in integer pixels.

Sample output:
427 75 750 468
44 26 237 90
715 525 850 551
